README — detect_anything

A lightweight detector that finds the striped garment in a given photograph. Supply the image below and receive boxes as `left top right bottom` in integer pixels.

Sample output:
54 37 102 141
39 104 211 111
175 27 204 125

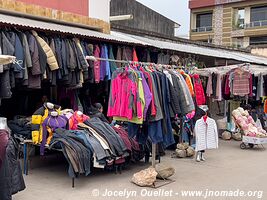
194 117 218 152
233 70 250 96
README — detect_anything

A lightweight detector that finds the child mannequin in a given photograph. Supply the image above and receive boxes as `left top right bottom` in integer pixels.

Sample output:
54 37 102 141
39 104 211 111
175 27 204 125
194 105 218 162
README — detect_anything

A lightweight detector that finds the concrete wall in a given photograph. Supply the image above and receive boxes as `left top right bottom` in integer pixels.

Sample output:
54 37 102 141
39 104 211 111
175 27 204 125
110 0 175 37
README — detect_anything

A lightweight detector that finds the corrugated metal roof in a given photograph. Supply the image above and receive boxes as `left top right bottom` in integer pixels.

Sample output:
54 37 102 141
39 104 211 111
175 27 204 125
111 31 267 66
0 13 148 45
1 13 267 65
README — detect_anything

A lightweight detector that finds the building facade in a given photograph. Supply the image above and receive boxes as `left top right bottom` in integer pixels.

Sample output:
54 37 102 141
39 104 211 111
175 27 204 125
1 0 110 33
189 0 267 53
110 0 179 37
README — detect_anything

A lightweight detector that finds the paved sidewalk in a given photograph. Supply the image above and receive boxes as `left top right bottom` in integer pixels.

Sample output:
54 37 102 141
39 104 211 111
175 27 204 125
14 140 267 200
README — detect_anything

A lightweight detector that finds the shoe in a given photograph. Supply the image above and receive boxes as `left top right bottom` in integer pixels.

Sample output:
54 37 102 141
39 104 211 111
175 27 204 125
200 153 205 161
196 152 201 162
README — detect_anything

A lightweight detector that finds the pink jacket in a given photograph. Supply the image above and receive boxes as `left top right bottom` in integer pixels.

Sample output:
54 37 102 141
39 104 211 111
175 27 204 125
193 74 206 106
108 70 137 120
94 45 101 83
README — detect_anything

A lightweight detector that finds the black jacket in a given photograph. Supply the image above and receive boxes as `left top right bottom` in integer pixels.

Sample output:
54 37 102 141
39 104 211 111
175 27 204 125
0 134 26 200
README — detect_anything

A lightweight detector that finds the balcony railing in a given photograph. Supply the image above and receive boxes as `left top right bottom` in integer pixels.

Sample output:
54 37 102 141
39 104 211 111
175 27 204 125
191 26 212 33
245 20 267 28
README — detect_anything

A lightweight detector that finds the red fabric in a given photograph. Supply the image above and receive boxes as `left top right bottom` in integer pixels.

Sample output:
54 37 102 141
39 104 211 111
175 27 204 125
203 115 208 122
0 130 9 169
193 74 206 106
224 73 231 95
141 69 157 116
69 111 90 130
133 48 138 62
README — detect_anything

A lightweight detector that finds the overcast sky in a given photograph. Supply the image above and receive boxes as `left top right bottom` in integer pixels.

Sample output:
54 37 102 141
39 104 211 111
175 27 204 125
136 0 190 37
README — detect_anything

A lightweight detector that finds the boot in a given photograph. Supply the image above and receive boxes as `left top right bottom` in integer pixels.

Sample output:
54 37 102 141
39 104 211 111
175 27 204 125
196 152 201 162
201 152 205 161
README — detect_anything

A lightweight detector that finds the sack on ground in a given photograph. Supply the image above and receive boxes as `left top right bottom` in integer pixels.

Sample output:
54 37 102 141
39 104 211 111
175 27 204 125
175 149 187 158
155 163 175 179
132 168 157 187
232 132 242 141
186 147 195 157
222 131 231 140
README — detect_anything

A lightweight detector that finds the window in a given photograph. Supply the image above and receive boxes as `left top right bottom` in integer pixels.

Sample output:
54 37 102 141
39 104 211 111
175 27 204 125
195 12 213 32
250 36 267 45
236 9 245 29
250 6 267 26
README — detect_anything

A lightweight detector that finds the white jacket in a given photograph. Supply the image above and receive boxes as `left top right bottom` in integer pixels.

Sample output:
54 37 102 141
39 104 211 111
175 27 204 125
194 117 218 151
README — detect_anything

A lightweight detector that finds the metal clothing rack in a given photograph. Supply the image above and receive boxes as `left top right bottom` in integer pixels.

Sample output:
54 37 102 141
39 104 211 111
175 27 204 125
86 55 174 168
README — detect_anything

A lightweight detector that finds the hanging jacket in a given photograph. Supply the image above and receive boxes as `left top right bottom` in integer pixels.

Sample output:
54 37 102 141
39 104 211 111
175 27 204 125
32 30 59 71
100 44 110 81
69 111 90 130
12 33 24 78
108 45 117 74
180 70 194 96
31 103 61 144
193 74 206 106
0 32 15 99
27 33 42 75
94 45 101 83
86 43 95 83
107 69 137 120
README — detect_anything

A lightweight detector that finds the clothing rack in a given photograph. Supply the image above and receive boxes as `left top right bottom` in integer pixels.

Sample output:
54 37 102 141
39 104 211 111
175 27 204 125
86 55 179 168
86 55 174 69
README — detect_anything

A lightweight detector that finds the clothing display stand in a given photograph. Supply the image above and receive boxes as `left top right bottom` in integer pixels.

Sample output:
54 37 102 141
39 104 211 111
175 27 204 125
86 56 171 168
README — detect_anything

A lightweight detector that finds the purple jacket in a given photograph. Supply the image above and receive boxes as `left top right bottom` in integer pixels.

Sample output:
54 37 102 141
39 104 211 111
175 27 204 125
40 115 68 155
100 45 111 81
140 72 152 118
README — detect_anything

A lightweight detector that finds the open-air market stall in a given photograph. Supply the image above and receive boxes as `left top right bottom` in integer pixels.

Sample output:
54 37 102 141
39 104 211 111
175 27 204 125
2 11 267 189
194 63 267 141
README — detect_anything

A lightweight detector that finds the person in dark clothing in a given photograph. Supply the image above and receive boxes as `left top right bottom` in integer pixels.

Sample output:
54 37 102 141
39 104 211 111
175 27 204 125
89 103 109 123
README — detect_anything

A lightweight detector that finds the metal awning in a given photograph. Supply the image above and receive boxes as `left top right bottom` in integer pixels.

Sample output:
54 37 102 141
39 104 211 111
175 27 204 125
111 31 267 66
0 13 148 46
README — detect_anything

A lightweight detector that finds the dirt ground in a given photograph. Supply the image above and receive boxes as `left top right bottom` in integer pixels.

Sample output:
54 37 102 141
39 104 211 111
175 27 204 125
13 139 267 200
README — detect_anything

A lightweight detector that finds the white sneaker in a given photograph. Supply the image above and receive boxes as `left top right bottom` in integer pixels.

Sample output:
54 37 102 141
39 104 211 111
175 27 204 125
201 153 205 161
196 152 201 162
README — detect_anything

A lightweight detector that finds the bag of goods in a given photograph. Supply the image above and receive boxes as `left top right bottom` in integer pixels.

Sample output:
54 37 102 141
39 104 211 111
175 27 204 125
217 118 227 130
132 168 158 187
232 132 242 141
175 149 187 158
222 131 232 140
155 164 175 179
186 147 195 157
176 143 189 150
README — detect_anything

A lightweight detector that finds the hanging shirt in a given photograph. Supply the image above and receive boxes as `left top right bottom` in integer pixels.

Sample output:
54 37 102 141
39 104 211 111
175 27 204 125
193 74 206 106
232 69 250 96
194 117 218 151
180 70 195 97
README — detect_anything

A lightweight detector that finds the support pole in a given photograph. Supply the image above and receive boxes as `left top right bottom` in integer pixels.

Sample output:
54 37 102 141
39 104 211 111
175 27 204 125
152 144 156 168
72 178 75 188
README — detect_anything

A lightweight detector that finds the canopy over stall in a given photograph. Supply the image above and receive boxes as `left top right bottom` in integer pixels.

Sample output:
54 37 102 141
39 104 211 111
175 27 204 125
194 63 267 77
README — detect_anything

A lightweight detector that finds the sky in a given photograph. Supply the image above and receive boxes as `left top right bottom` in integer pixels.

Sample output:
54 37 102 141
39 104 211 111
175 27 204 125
136 0 190 37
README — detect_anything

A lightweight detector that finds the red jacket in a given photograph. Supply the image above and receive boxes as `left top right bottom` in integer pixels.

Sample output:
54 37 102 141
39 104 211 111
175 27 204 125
193 74 206 106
